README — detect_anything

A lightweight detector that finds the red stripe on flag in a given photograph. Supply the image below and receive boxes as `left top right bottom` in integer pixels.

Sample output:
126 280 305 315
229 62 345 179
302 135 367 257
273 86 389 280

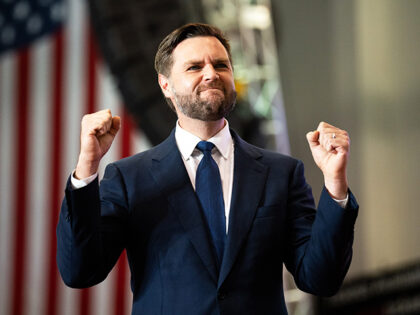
113 109 133 315
114 253 129 315
46 28 65 315
87 25 98 115
79 24 99 315
11 46 30 315
121 109 133 159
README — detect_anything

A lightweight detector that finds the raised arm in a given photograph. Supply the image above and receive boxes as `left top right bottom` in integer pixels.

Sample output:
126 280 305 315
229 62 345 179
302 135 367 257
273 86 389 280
57 109 125 288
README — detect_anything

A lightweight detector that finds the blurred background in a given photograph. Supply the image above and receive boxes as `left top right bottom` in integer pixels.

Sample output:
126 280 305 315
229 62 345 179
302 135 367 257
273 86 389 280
1 0 419 314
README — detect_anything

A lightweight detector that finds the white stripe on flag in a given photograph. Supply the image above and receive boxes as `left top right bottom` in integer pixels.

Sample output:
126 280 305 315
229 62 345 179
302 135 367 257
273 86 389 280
62 0 85 176
23 35 52 315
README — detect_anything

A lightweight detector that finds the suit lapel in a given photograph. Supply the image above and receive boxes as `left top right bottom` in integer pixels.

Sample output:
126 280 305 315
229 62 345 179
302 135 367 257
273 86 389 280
218 132 268 288
149 131 219 283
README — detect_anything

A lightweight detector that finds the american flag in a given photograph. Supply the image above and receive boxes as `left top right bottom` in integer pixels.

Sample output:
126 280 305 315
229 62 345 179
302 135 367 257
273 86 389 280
0 1 150 314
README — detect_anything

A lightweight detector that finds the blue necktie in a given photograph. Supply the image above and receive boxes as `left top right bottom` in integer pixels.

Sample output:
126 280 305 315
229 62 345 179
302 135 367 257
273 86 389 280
195 141 226 265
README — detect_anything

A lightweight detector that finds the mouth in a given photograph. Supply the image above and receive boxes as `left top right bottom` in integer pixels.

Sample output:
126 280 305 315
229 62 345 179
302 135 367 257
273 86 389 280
202 88 222 92
199 89 224 98
199 87 224 95
198 83 224 93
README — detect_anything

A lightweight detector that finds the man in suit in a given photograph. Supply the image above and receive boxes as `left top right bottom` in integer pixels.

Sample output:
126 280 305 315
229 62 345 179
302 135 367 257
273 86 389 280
57 23 358 314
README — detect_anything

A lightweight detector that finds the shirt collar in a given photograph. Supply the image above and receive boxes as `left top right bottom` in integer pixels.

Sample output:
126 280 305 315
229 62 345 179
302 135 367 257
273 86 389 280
175 119 233 160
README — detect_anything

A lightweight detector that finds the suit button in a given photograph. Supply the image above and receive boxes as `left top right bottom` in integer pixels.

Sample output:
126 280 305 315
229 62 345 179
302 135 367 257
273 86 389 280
217 292 227 300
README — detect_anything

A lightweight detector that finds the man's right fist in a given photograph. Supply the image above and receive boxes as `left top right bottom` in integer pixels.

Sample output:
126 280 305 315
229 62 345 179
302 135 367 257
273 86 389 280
75 109 120 179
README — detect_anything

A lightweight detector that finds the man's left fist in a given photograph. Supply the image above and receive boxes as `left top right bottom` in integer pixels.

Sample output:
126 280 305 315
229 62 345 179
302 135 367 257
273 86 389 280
306 122 350 199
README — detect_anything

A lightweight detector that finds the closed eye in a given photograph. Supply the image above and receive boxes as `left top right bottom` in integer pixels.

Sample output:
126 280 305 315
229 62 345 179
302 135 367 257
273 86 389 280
215 63 229 69
187 65 201 71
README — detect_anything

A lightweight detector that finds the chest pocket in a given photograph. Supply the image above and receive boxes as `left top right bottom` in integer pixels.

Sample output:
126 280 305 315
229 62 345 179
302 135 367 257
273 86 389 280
255 204 283 219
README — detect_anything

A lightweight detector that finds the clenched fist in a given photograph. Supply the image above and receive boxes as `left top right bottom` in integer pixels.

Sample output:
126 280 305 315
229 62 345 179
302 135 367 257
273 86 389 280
75 109 120 179
306 122 350 199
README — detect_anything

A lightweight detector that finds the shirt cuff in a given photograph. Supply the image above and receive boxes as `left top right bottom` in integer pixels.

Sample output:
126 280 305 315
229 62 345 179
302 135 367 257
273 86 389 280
332 194 349 208
70 170 98 189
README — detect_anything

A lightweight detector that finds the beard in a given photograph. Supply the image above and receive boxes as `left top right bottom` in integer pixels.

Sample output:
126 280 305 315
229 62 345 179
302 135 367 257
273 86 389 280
172 82 236 121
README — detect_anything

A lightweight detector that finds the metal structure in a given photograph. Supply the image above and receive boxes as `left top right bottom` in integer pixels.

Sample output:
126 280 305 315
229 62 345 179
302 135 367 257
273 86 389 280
200 0 290 154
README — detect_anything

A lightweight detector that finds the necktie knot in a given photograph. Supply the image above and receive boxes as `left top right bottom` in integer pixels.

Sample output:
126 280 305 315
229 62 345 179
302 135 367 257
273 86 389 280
196 141 215 154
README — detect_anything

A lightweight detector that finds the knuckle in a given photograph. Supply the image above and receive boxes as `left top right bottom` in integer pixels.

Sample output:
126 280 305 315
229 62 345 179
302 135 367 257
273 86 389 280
81 114 91 124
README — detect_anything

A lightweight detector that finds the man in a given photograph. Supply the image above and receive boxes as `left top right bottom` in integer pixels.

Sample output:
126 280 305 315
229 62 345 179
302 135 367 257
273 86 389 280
57 23 358 314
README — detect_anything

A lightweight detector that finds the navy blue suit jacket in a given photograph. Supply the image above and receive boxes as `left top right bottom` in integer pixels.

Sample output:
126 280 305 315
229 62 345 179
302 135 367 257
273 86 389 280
57 130 358 314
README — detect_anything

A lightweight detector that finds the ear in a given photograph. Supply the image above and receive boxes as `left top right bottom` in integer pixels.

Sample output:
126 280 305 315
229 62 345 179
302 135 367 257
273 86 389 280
158 74 172 98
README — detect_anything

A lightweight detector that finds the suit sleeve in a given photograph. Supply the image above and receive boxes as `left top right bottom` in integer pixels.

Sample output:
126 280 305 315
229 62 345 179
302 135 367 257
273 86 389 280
283 160 359 297
56 163 128 288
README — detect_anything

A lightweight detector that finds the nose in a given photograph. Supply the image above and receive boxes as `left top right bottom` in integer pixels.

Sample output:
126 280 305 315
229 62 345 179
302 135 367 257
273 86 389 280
203 64 219 81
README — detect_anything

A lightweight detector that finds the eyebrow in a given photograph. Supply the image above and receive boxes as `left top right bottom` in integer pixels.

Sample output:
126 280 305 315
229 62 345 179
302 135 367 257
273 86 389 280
182 58 230 67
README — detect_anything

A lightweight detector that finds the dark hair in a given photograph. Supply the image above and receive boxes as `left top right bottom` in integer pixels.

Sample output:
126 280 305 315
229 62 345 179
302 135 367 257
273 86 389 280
154 23 232 77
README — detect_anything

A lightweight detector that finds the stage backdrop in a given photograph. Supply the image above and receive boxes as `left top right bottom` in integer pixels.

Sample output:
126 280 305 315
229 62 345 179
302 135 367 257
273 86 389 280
0 1 150 315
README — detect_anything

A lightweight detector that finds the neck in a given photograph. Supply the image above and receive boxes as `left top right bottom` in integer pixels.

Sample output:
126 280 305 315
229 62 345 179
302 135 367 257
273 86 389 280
178 115 226 140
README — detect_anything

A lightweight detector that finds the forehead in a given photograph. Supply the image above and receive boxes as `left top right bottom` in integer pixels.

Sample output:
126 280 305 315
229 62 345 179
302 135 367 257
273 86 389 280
171 36 230 66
